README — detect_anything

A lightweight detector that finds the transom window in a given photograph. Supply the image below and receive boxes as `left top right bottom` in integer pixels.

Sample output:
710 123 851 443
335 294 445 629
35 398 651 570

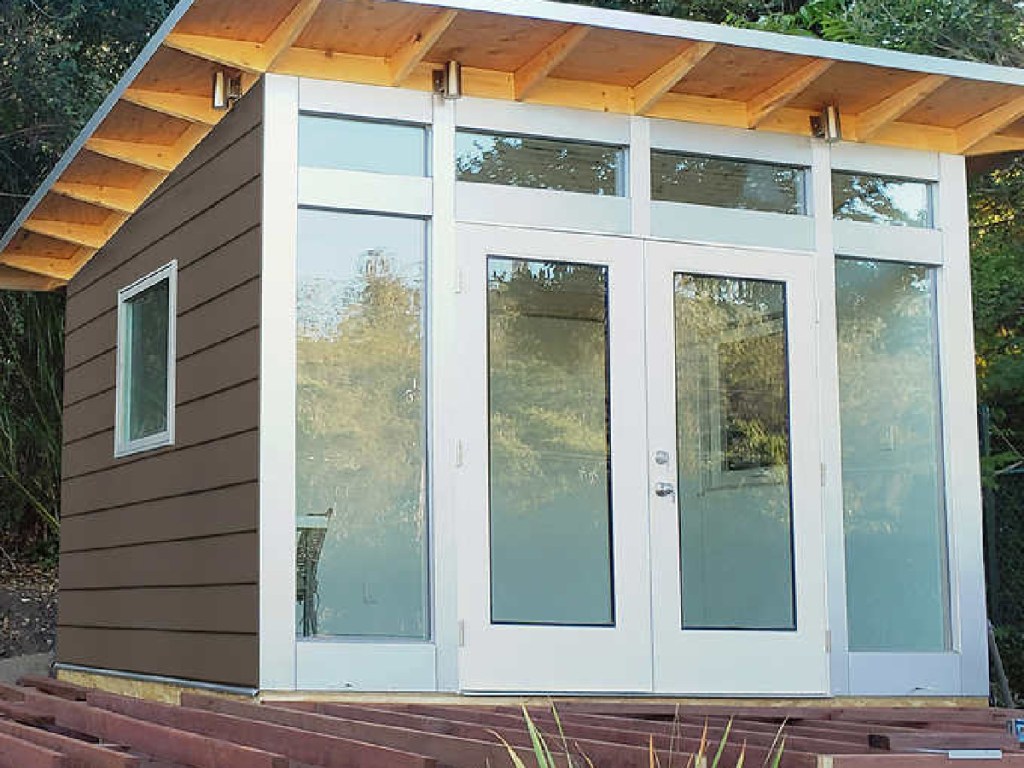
299 113 429 176
455 130 626 196
651 151 808 215
832 171 933 228
115 261 177 457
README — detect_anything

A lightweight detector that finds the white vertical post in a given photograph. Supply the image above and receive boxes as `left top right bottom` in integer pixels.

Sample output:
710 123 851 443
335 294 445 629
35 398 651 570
812 139 849 695
937 153 988 696
630 117 651 238
260 73 299 691
432 93 460 691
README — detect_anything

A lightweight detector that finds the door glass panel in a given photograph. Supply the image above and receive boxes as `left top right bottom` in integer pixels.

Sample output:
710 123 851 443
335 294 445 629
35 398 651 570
488 257 614 625
295 209 428 639
673 274 796 630
836 257 950 651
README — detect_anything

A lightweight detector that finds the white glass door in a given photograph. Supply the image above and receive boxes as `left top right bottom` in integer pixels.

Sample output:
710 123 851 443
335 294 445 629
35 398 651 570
646 241 829 695
456 224 652 693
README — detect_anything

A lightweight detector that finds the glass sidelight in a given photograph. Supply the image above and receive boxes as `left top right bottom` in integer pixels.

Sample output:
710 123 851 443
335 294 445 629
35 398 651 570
295 209 429 640
672 274 796 630
487 257 615 626
836 257 949 651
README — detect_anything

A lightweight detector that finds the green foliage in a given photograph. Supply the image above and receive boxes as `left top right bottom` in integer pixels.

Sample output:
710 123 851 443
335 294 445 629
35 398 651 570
0 291 63 557
972 158 1024 477
723 0 1024 66
494 705 785 768
0 1 174 557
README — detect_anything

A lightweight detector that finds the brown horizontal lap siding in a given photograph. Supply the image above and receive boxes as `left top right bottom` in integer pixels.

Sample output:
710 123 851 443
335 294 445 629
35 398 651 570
58 79 264 689
58 628 258 688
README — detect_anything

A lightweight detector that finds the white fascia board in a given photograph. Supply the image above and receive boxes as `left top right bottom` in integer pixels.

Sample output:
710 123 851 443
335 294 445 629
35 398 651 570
403 0 1024 88
0 0 196 257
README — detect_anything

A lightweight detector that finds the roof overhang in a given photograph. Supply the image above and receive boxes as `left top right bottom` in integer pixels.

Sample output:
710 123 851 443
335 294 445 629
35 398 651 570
3 0 1024 290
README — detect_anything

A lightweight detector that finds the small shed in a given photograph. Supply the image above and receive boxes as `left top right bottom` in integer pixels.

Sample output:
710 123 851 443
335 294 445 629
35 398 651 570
2 0 1022 699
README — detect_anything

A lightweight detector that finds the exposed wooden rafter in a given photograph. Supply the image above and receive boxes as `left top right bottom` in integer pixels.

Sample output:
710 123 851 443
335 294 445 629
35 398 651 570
0 265 64 291
84 137 178 172
855 74 949 140
514 25 590 101
19 220 116 250
263 0 325 70
51 179 161 215
2 249 95 282
164 0 323 73
86 124 210 174
956 94 1024 153
390 9 458 85
162 34 263 72
746 58 834 128
632 42 715 115
121 89 222 125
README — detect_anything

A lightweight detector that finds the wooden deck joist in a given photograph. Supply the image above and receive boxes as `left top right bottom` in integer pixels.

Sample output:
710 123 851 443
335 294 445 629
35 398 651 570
3 0 1024 289
0 677 1019 768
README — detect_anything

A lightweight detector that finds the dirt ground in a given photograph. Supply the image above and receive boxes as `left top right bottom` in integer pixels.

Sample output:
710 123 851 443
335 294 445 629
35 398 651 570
0 560 56 658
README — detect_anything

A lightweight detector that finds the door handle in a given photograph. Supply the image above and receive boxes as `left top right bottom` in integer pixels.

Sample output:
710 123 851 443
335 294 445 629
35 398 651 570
654 482 676 498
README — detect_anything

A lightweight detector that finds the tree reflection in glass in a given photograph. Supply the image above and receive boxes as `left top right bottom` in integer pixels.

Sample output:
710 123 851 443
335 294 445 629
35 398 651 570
837 258 949 651
295 209 428 639
832 172 932 228
674 274 796 630
488 258 614 625
456 132 624 196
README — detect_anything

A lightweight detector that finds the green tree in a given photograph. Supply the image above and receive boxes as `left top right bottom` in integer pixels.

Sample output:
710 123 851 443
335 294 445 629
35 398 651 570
0 0 174 555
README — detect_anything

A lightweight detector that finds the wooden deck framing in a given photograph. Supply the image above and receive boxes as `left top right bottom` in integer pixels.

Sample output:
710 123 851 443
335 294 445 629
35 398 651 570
1 676 1022 767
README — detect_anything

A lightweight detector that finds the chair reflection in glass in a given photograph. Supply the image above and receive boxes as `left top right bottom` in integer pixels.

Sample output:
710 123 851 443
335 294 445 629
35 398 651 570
297 507 334 637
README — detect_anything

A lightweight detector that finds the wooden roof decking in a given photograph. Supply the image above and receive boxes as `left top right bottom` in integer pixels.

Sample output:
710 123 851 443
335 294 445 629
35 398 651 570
3 0 1024 290
1 676 1024 767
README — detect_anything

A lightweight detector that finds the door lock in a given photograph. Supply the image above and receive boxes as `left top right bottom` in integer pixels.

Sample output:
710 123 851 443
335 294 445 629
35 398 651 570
653 450 671 465
654 482 676 498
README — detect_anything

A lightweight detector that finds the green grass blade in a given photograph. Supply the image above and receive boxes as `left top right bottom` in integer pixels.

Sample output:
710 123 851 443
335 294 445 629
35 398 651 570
522 706 554 768
710 718 732 768
490 729 529 768
550 701 572 760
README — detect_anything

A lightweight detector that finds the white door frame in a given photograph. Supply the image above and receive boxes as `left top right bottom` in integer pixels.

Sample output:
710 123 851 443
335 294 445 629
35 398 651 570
455 223 653 693
645 240 829 695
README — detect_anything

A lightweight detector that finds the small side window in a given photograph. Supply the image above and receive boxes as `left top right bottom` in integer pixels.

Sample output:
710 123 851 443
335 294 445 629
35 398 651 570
115 261 176 457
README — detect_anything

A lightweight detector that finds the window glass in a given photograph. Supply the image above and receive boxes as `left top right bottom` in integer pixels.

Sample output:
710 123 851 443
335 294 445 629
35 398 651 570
295 209 428 639
125 280 171 441
116 263 175 456
456 131 625 195
652 151 807 215
487 257 614 625
836 257 950 651
673 274 796 630
832 172 932 228
299 114 428 176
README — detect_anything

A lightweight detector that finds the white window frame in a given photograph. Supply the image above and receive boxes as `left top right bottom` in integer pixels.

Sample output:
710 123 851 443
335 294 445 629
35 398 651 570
259 75 985 699
455 97 633 235
114 260 177 458
647 117 816 252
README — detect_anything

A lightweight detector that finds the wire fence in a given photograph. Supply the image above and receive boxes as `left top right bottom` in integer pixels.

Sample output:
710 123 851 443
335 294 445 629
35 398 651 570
982 403 1024 703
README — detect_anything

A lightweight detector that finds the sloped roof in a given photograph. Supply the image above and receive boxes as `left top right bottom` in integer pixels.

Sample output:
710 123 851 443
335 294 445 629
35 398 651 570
3 0 1024 290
